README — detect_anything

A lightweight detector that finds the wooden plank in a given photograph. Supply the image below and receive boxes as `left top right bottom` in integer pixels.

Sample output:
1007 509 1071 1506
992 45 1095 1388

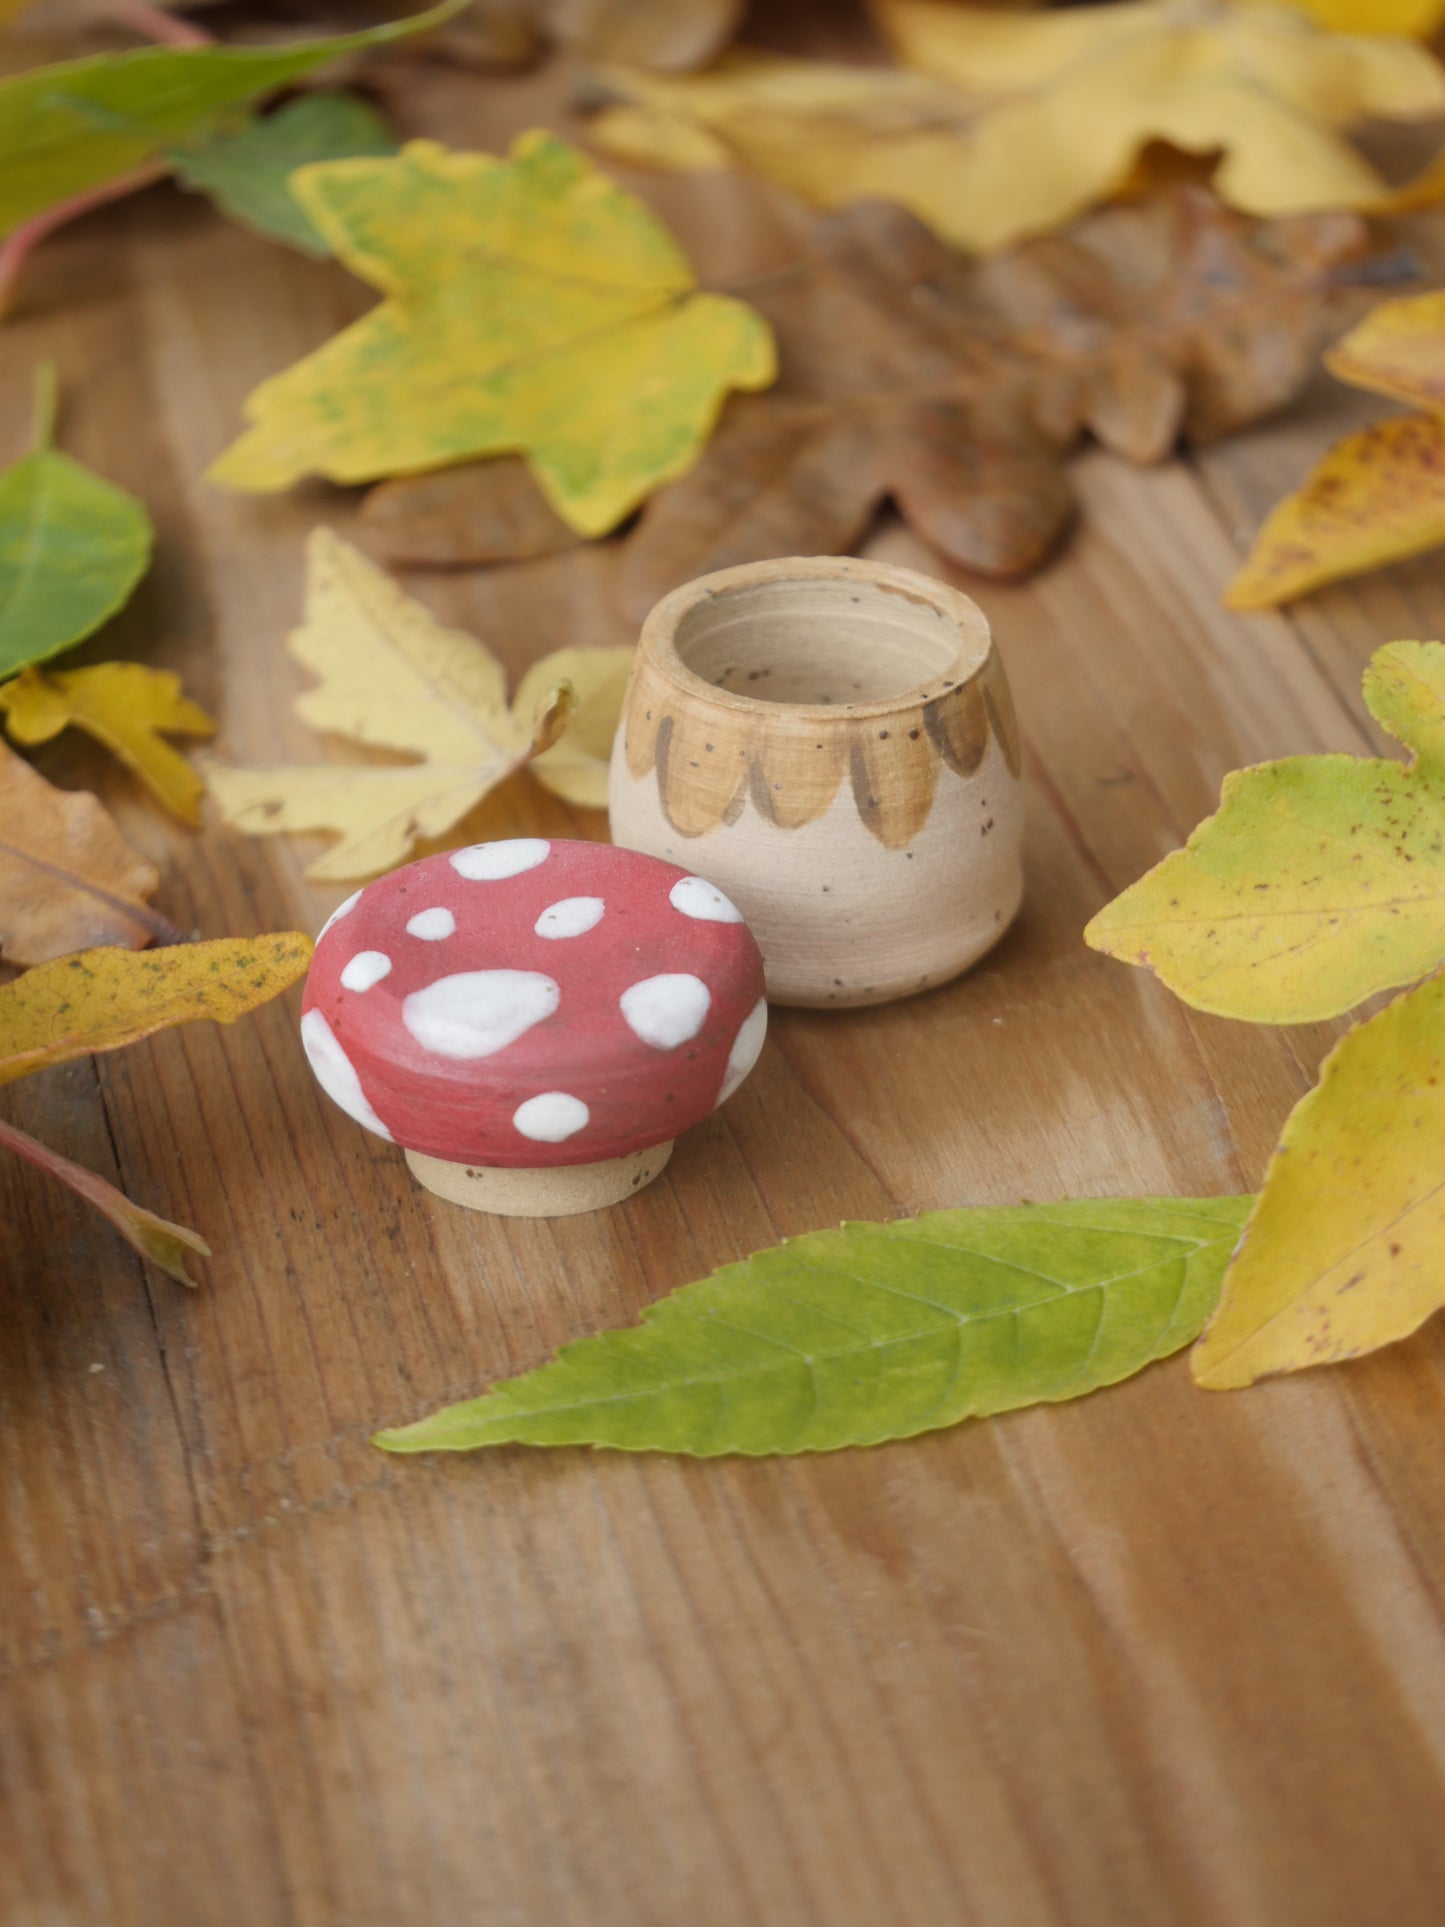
6 27 1445 1927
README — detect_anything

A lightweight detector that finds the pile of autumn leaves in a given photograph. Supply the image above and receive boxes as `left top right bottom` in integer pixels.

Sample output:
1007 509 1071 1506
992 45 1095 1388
11 0 1445 1453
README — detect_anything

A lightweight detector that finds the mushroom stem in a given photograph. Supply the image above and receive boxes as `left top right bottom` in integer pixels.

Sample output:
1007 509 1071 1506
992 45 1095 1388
404 1143 674 1217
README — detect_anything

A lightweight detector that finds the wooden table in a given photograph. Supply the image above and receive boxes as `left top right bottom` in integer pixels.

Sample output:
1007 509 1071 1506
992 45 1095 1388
7 21 1445 1927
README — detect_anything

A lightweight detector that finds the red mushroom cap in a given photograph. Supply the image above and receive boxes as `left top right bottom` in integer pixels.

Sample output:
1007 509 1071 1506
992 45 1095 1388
300 839 767 1168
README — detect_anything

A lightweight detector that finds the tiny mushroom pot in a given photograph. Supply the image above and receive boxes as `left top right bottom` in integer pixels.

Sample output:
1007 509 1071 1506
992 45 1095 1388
299 838 768 1218
609 555 1024 1008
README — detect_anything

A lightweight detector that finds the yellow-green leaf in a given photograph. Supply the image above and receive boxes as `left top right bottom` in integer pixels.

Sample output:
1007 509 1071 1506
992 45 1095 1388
0 931 312 1087
0 363 152 680
208 133 776 534
208 529 630 878
1086 640 1445 1023
376 1195 1251 1457
0 0 463 237
0 662 216 823
169 92 397 258
1194 972 1445 1388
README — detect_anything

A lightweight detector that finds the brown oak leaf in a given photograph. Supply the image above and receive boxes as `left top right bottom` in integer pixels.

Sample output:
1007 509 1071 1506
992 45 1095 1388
615 187 1372 618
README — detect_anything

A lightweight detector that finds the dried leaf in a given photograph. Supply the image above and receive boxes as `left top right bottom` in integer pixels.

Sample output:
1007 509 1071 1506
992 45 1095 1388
0 0 463 237
208 133 776 535
376 1195 1252 1456
0 363 152 680
619 190 1368 616
0 932 312 1086
1193 973 1445 1389
359 457 582 567
170 93 397 257
1229 291 1445 608
515 645 633 810
1085 641 1445 1023
0 738 169 966
208 529 631 878
0 662 216 823
434 0 744 71
586 5 1445 253
0 1112 210 1286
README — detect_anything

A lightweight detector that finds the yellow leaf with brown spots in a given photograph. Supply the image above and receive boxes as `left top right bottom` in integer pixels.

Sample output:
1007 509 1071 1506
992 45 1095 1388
0 932 312 1086
1193 970 1445 1387
1085 640 1445 1022
1228 291 1445 608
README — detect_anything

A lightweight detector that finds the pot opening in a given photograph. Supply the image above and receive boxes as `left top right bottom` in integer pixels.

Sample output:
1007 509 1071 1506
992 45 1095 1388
672 571 983 707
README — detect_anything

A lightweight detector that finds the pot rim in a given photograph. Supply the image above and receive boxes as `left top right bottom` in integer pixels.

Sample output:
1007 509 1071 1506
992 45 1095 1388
637 555 993 724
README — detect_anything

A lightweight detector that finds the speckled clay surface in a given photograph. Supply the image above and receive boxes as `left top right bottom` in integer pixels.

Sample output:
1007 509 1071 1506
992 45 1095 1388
300 839 767 1186
608 556 1025 1008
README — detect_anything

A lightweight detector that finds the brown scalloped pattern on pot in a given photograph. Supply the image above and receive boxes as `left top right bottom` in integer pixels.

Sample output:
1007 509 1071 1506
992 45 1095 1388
624 643 1020 851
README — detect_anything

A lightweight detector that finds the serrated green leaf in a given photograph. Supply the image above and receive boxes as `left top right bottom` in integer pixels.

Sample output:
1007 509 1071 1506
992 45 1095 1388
0 0 461 237
170 93 397 258
0 364 152 680
376 1195 1252 1459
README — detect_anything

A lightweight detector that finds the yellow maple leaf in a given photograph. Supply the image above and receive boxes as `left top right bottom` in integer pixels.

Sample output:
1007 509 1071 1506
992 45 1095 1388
1085 641 1445 1023
1192 970 1445 1388
589 3 1445 253
208 528 633 880
1228 289 1445 608
0 661 216 823
208 133 776 534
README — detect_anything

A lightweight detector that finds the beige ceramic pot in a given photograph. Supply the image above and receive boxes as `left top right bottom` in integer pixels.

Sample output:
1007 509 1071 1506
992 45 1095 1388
608 556 1024 1009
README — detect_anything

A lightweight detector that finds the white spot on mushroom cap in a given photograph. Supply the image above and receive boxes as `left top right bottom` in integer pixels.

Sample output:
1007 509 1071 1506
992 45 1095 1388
450 838 550 881
300 1009 393 1142
620 973 711 1051
340 950 392 992
717 998 767 1107
403 970 559 1061
535 896 605 939
669 876 742 923
513 1091 589 1142
407 906 456 941
319 888 362 940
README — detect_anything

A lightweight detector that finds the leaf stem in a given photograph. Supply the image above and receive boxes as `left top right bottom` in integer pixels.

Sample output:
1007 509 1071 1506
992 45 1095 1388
0 163 169 321
30 359 58 452
0 1111 209 1284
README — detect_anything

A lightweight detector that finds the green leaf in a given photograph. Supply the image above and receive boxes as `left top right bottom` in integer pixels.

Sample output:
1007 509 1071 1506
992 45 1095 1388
0 0 462 237
0 362 153 680
375 1195 1252 1458
170 93 398 258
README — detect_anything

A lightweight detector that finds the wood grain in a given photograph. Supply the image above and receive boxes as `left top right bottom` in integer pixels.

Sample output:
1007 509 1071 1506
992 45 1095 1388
6 21 1445 1926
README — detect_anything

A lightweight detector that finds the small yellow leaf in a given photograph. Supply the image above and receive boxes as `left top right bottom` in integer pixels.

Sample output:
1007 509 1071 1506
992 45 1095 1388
517 645 634 810
0 662 216 823
208 530 631 878
0 932 312 1087
1226 413 1445 610
208 133 776 533
1325 288 1445 413
1193 972 1445 1389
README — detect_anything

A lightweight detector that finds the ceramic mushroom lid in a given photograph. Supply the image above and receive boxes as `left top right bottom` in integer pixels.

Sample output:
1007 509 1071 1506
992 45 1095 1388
300 839 768 1172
